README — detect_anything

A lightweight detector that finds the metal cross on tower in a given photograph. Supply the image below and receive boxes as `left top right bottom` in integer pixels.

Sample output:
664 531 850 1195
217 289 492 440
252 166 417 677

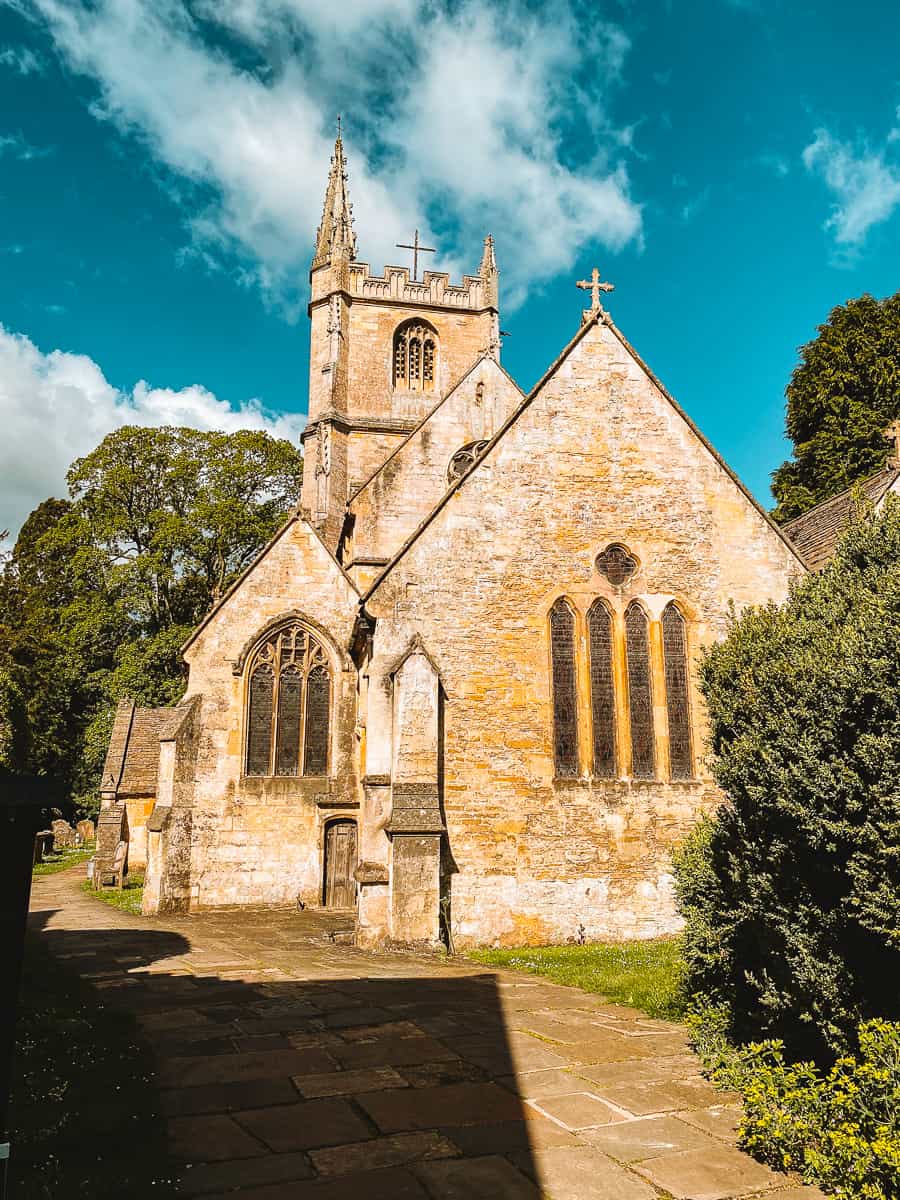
396 229 435 281
576 267 615 309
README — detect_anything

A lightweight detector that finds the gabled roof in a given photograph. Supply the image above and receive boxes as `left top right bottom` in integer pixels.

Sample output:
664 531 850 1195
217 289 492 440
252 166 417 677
101 699 169 797
181 512 359 655
361 309 808 603
347 352 522 507
782 465 900 570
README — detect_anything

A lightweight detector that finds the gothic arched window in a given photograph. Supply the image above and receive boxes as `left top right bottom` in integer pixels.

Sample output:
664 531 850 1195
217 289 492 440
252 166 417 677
245 623 331 777
662 602 693 779
625 603 655 779
549 599 578 777
587 601 617 778
393 320 438 391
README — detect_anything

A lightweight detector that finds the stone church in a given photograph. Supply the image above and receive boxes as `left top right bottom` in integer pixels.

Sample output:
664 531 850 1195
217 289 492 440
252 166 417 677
100 134 806 948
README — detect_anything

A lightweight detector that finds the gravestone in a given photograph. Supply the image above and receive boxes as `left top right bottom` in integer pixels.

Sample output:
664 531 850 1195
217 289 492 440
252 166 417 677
93 804 129 889
51 819 76 850
75 818 95 845
32 830 53 865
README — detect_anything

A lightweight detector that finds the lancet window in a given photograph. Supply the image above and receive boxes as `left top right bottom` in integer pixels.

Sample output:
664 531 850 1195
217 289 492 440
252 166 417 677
546 557 695 782
393 320 438 391
625 603 655 779
662 603 693 779
245 623 331 777
549 599 579 777
587 601 617 778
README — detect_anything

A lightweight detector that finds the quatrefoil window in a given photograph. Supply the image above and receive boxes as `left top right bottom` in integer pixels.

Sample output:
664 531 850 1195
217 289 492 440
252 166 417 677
596 544 638 586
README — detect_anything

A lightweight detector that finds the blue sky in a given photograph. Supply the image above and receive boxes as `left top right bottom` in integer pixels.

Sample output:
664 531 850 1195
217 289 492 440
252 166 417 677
1 0 899 536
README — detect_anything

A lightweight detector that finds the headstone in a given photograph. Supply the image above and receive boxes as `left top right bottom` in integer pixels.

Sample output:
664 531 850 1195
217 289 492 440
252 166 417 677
75 818 95 845
51 819 76 850
32 830 53 864
93 804 129 888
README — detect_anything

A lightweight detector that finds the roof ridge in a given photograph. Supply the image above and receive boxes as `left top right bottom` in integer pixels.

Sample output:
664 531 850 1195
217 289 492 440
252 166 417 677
360 311 605 602
347 353 521 507
360 308 810 604
782 463 900 530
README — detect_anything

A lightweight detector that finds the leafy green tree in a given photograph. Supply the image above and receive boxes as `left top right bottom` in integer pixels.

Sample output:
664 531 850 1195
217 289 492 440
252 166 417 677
0 426 302 812
674 498 900 1061
771 292 900 523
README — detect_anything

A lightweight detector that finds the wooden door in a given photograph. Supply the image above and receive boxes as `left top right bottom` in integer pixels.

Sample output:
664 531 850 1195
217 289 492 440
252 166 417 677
323 820 357 909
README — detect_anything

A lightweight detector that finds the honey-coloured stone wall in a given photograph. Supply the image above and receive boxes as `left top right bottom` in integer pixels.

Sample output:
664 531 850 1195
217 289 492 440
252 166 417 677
364 313 805 948
175 516 362 910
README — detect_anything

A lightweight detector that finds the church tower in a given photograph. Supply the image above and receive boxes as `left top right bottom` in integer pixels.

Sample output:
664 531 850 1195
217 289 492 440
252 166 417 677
300 133 502 550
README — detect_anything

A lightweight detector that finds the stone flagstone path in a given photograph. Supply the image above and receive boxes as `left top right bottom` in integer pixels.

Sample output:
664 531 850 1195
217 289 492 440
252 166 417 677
27 869 824 1200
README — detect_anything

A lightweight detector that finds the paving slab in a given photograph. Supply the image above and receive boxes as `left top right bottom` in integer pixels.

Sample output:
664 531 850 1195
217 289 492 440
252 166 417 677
309 1130 458 1175
27 867 807 1199
234 1099 373 1152
414 1153 541 1198
583 1114 722 1161
530 1091 632 1130
633 1144 782 1199
528 1144 659 1199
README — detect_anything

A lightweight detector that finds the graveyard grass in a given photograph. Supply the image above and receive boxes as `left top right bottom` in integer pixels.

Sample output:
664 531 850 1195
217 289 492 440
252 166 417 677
82 871 145 915
32 844 95 876
469 937 685 1020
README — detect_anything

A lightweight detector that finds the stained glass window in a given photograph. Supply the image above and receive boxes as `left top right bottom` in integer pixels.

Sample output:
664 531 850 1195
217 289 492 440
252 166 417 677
625 603 655 779
662 603 693 779
550 599 579 776
588 602 617 778
244 624 331 777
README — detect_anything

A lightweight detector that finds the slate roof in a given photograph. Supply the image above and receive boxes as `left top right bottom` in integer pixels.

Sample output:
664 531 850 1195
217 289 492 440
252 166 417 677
782 466 900 571
100 698 168 797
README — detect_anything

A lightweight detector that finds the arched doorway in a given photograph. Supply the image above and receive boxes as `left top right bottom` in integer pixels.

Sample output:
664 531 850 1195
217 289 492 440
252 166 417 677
323 819 357 909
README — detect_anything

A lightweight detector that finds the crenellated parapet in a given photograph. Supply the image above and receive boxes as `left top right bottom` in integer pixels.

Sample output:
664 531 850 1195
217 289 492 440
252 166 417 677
346 263 491 311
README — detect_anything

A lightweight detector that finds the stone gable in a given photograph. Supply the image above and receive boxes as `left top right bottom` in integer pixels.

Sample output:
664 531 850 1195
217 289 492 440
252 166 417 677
361 313 803 946
344 356 523 589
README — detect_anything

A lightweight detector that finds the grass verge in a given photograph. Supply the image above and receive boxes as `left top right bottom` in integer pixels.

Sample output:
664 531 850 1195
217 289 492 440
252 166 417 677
32 844 95 876
82 871 145 915
9 935 175 1197
469 937 685 1020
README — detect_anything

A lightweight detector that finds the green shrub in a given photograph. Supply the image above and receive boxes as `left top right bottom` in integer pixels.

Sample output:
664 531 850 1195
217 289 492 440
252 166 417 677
674 497 900 1059
691 1011 900 1200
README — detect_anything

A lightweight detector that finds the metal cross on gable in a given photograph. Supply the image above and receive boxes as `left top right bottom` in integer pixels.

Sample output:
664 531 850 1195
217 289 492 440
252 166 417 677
577 266 615 309
396 229 435 281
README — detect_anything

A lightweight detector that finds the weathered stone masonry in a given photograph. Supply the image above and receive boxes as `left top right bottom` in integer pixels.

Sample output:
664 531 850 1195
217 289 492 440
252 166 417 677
106 133 807 946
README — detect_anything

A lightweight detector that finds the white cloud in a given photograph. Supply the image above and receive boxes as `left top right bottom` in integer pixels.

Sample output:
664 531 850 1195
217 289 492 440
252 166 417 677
0 325 304 539
0 131 52 160
25 0 642 308
802 120 900 253
0 45 46 74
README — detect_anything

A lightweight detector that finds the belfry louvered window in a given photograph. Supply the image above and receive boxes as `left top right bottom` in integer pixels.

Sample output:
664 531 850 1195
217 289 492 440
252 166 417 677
587 601 617 778
625 603 655 779
393 320 438 391
549 599 579 776
245 623 331 776
662 603 693 779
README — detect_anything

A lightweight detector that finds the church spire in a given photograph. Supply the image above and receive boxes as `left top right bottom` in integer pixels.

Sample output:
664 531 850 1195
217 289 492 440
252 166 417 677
312 124 357 270
479 233 499 309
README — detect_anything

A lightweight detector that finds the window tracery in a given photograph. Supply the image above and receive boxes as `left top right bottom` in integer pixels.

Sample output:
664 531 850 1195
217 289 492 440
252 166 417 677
625 603 655 779
245 623 331 777
393 320 438 391
587 601 617 778
662 603 693 779
447 439 490 484
549 599 578 777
